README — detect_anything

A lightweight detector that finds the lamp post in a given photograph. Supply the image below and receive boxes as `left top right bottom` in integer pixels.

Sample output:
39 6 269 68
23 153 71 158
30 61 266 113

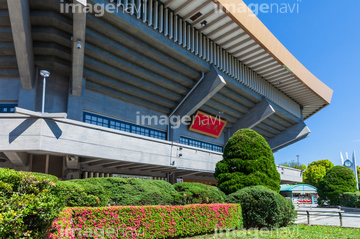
40 70 50 114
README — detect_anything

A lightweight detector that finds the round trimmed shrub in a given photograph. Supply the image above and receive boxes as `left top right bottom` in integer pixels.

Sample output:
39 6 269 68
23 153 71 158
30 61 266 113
226 185 296 229
215 129 281 194
174 182 226 204
0 168 64 238
318 166 358 206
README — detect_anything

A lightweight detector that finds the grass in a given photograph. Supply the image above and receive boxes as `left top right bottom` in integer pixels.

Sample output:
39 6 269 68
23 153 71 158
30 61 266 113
183 224 360 239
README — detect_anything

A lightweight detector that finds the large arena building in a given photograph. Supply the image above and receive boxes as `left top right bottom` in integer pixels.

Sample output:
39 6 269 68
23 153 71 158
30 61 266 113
0 0 333 184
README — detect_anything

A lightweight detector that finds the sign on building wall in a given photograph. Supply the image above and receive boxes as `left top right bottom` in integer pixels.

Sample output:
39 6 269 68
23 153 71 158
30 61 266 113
189 111 227 138
112 174 152 180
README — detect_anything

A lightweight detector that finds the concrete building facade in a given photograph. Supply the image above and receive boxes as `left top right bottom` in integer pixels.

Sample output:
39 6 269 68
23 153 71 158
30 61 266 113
0 0 332 184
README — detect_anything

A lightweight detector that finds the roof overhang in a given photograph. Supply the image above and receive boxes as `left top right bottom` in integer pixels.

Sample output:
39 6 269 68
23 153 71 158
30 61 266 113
161 0 333 119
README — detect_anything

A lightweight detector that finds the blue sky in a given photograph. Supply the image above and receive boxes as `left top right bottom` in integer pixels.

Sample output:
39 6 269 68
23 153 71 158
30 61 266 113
242 0 360 166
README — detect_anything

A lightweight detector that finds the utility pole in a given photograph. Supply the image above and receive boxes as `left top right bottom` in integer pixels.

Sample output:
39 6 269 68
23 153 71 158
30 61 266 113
296 155 300 169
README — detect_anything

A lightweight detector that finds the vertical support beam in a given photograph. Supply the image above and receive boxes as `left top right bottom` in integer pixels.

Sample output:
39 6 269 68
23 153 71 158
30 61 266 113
7 0 35 89
18 67 39 111
71 0 87 97
230 98 275 135
67 78 86 121
268 121 311 152
45 154 49 174
29 154 33 171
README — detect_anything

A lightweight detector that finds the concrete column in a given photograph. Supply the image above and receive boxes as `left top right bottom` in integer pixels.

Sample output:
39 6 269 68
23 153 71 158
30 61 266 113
18 68 38 111
169 172 176 184
67 78 86 121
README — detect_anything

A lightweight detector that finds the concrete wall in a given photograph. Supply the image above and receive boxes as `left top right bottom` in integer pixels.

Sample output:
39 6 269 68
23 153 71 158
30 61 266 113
0 116 303 183
0 117 221 172
277 165 303 184
0 79 21 102
83 89 226 146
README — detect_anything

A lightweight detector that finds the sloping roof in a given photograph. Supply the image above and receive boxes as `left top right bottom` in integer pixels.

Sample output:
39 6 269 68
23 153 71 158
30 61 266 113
280 184 317 193
161 0 333 119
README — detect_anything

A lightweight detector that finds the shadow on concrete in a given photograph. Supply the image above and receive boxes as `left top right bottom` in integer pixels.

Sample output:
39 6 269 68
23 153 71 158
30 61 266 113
9 118 63 143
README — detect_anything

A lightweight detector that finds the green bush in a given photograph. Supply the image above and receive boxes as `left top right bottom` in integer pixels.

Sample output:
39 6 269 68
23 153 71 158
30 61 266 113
174 182 225 204
55 181 103 207
215 129 281 194
49 204 243 238
318 166 358 206
69 177 180 206
0 168 64 238
226 185 296 229
339 192 360 208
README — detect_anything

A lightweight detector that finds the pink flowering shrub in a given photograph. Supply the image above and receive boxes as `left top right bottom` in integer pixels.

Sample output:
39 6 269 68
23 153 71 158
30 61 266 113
48 204 242 238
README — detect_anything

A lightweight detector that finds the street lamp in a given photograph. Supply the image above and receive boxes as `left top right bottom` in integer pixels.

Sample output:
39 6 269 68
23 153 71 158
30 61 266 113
40 70 50 114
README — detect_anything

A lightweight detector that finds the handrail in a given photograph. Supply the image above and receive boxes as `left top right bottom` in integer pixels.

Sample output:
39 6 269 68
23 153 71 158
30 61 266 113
295 209 360 226
296 210 360 214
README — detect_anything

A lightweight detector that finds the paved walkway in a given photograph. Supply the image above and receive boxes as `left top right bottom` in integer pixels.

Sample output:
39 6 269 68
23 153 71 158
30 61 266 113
294 204 360 228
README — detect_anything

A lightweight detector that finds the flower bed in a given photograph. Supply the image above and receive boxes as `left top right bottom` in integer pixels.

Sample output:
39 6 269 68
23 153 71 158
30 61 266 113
48 204 242 238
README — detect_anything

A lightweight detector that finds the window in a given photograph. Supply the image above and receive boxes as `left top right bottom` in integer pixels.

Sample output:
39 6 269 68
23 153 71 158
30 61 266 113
180 136 223 153
0 104 17 113
83 112 166 140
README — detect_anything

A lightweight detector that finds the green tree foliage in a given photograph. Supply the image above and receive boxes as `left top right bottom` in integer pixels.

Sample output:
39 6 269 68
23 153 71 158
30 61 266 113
214 129 281 194
281 160 307 170
0 168 64 238
318 166 358 205
173 182 226 204
339 192 360 208
303 159 334 186
226 186 296 229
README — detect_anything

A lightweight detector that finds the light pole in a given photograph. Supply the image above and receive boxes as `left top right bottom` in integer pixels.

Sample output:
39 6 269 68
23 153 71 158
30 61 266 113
296 155 300 168
40 70 50 114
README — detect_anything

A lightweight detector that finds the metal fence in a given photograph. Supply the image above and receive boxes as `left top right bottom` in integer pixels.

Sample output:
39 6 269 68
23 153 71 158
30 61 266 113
296 210 360 227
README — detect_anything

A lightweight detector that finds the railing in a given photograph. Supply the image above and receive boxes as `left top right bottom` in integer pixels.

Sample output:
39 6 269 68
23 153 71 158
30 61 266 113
296 210 360 227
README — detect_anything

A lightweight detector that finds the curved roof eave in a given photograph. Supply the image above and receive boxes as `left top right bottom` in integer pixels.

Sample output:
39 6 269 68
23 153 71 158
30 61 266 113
213 0 333 107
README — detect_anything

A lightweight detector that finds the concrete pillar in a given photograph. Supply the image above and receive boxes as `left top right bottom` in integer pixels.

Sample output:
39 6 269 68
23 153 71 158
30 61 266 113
67 78 86 121
169 172 176 184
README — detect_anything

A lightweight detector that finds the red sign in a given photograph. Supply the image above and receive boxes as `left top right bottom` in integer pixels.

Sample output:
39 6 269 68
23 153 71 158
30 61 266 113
189 111 227 138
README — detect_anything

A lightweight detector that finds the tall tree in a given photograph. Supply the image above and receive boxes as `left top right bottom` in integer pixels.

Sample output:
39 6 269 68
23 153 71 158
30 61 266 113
318 166 358 205
303 159 334 186
214 129 281 195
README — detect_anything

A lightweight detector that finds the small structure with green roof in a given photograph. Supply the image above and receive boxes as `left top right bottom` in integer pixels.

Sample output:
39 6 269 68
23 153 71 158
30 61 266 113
280 184 318 204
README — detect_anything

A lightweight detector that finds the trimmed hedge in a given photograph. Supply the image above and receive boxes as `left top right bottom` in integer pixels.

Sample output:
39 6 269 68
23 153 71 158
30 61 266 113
339 192 360 208
174 182 226 204
318 166 358 206
215 129 281 194
0 168 64 238
55 181 103 207
63 177 181 206
226 185 296 229
48 204 243 239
